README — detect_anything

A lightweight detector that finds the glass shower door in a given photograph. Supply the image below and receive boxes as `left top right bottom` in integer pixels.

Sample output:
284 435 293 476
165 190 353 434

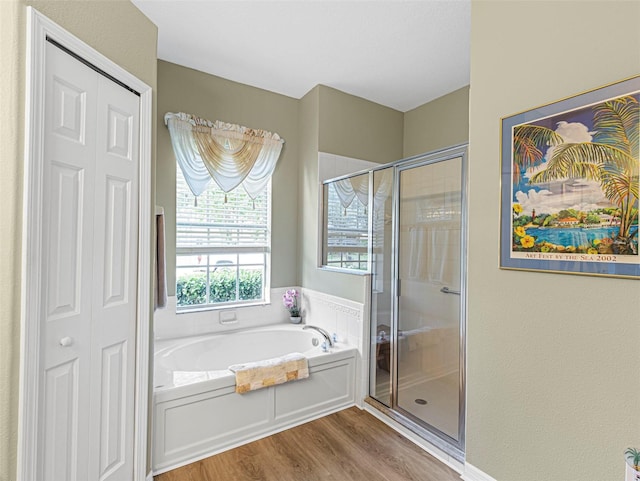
396 156 463 443
369 167 394 406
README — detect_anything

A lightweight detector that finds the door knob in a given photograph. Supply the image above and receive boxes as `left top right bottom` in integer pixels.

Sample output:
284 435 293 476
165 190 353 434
59 336 73 347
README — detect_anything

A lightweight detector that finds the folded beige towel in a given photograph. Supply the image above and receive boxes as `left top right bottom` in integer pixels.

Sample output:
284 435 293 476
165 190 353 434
229 353 309 394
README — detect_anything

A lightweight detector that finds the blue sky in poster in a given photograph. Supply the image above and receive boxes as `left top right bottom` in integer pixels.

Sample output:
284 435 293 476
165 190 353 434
511 93 640 217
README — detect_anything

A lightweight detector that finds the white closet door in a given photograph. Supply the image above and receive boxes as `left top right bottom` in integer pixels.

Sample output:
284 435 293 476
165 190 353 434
39 41 139 481
87 73 140 481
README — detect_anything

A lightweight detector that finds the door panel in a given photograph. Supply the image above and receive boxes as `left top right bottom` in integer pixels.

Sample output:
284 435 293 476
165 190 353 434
51 75 86 143
396 157 462 442
41 42 97 481
43 359 79 481
40 41 139 481
369 167 394 406
102 176 132 306
45 161 84 320
98 341 127 477
89 74 139 481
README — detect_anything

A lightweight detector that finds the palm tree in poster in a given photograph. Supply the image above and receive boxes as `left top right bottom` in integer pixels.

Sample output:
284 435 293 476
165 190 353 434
528 96 639 254
511 125 563 183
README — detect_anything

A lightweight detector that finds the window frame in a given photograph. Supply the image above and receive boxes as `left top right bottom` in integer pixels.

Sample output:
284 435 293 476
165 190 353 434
175 169 272 312
319 176 370 273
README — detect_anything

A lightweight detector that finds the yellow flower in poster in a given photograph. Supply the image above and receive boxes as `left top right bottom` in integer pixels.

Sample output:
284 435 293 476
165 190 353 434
587 247 598 255
520 235 534 249
514 226 526 237
512 203 523 215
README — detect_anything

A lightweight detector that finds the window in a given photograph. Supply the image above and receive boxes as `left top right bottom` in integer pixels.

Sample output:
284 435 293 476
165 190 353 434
176 166 270 310
322 179 369 271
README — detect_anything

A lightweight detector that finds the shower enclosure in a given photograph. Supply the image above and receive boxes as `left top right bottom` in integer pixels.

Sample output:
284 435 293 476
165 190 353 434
368 144 467 460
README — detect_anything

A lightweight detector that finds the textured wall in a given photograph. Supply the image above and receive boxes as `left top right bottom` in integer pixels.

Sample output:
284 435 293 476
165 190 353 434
157 60 299 294
318 85 404 164
466 1 640 479
0 3 25 480
297 86 321 292
0 2 157 480
403 86 469 158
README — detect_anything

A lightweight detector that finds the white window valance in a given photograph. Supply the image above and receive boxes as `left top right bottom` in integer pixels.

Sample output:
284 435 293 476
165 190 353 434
165 112 284 199
332 175 369 210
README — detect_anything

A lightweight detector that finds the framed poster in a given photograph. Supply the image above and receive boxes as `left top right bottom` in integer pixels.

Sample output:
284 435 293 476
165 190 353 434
500 76 639 278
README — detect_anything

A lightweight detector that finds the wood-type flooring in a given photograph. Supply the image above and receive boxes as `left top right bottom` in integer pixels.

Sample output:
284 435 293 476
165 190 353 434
154 407 461 481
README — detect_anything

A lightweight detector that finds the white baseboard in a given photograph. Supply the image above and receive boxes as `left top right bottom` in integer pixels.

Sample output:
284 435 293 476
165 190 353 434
463 463 498 481
146 471 154 481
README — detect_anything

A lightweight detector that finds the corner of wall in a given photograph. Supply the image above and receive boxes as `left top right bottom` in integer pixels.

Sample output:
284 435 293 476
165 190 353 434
297 86 320 288
402 86 470 158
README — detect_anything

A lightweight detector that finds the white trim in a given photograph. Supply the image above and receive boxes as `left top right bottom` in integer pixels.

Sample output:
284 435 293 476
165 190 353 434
359 274 372 407
135 81 153 481
18 8 152 481
17 9 46 481
462 463 498 481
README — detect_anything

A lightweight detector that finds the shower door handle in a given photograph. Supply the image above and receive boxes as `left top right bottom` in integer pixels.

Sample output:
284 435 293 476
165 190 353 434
440 286 460 295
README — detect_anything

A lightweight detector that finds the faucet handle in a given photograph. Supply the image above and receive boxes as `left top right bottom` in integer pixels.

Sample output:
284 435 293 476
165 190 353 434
332 333 338 344
321 341 329 352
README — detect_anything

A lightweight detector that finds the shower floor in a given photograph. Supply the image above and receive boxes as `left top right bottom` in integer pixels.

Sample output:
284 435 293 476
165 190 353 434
373 369 459 440
397 372 459 439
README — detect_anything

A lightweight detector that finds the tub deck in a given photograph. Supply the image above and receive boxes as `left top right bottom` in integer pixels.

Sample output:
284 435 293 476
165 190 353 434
153 326 357 474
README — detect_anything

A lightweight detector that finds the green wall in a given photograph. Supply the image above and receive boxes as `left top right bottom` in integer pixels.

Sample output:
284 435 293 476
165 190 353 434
318 85 404 163
0 2 157 480
466 1 640 480
297 85 404 302
297 86 322 290
403 86 469 157
156 67 467 305
157 60 300 295
0 4 24 479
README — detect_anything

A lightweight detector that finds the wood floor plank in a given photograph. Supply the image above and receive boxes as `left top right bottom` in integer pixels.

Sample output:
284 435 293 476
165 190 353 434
154 407 461 481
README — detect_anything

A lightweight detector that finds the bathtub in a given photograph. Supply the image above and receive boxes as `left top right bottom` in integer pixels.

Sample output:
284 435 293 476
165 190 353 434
152 324 357 474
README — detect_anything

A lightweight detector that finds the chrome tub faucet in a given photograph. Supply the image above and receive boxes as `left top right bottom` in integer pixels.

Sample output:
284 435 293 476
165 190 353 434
302 325 334 348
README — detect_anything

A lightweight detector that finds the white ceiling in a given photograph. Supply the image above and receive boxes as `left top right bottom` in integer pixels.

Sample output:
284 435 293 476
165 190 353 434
133 0 470 112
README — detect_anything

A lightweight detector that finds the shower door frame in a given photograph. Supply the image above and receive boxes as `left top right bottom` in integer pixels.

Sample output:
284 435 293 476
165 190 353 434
367 143 468 461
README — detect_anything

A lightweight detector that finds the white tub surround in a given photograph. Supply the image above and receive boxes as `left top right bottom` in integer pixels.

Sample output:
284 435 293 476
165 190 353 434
152 325 356 474
153 287 297 340
300 284 370 406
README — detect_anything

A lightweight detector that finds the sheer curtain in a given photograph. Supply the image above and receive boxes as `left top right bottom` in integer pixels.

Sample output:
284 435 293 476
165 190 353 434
332 175 369 209
165 112 284 199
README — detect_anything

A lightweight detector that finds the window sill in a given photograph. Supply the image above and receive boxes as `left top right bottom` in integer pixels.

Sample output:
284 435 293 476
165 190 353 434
176 300 270 315
317 266 371 276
